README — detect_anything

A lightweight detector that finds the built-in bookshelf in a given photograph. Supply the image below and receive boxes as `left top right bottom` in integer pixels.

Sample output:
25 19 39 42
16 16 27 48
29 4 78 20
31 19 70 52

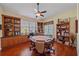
14 18 20 36
56 19 70 44
2 15 21 37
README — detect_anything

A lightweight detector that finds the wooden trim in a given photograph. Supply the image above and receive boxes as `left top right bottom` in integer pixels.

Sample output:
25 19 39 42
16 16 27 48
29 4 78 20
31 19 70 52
1 14 20 19
2 15 5 37
44 21 53 25
75 20 78 33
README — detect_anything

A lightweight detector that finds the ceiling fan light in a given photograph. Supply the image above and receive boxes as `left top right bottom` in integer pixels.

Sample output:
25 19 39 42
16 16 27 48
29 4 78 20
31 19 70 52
36 13 40 16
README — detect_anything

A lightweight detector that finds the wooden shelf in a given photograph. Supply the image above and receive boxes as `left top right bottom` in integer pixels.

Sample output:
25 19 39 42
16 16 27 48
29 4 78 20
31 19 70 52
2 15 21 37
56 20 70 44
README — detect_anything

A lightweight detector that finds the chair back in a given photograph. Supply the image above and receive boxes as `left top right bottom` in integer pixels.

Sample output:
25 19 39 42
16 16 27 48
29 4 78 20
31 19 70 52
35 40 45 54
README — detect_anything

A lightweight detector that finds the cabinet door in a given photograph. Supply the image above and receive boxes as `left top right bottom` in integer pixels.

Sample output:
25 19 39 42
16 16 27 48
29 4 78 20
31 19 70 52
7 38 12 47
1 38 8 48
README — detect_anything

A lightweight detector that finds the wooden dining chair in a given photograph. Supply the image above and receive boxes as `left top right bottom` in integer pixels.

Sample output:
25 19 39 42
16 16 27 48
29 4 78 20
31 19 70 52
35 40 45 55
29 41 35 51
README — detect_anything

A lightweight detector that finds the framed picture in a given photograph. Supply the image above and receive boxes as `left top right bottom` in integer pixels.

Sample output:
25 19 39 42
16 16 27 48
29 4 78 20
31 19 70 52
0 24 2 30
75 20 78 33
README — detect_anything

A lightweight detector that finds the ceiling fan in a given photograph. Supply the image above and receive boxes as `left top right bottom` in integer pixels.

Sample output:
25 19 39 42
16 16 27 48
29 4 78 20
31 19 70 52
34 3 47 18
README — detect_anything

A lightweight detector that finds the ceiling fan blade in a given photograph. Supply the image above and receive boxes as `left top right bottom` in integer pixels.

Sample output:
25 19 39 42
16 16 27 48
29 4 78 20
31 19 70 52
41 11 47 13
41 14 44 17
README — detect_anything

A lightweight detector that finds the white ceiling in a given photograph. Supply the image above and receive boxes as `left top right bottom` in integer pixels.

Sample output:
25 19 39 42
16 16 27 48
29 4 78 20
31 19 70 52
0 3 77 19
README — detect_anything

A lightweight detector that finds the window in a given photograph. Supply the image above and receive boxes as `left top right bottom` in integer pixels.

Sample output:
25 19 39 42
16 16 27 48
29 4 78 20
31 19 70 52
29 22 37 33
21 19 37 35
44 24 54 36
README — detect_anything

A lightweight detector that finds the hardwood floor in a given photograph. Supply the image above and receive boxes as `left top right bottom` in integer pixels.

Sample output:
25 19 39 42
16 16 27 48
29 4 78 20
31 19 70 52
0 41 77 56
53 42 77 56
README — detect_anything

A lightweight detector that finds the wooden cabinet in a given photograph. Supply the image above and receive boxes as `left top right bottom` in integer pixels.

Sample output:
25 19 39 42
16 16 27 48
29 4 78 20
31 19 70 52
37 22 44 34
2 15 21 37
1 36 29 48
1 15 29 49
